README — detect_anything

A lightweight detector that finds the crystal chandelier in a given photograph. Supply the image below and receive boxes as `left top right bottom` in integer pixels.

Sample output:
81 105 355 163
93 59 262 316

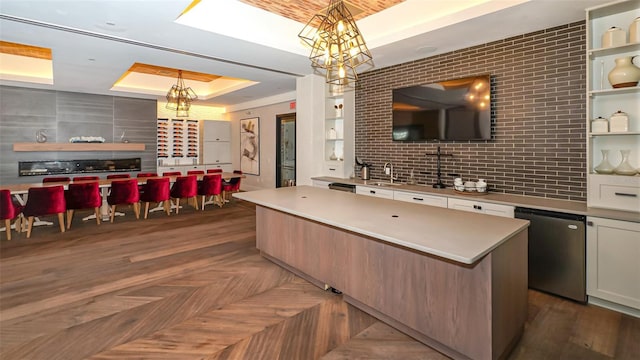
166 70 198 117
298 0 373 87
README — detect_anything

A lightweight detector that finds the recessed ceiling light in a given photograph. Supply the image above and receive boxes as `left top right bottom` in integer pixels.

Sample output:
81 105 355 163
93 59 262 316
88 58 95 61
416 46 437 54
105 22 116 26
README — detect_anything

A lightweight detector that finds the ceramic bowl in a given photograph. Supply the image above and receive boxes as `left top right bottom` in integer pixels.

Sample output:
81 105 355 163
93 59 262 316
464 181 476 191
476 185 487 193
454 184 465 191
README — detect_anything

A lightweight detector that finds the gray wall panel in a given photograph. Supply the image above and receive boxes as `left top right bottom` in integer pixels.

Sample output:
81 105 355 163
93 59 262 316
0 87 56 116
0 86 157 185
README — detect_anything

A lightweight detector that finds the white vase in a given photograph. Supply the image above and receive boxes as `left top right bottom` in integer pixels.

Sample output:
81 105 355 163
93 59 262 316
608 56 640 88
614 149 637 176
594 149 614 174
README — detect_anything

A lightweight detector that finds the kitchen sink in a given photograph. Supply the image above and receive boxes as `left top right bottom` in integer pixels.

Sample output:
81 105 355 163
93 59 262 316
369 181 403 187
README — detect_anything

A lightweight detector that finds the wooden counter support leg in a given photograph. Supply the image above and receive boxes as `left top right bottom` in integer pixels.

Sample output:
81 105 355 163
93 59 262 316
255 205 527 360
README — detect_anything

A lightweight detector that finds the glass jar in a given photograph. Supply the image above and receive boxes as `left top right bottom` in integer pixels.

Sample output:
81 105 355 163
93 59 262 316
594 149 614 174
613 149 637 175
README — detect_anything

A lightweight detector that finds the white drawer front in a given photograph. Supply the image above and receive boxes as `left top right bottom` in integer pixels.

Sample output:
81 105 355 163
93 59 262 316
324 162 344 176
312 180 331 189
356 186 394 199
394 190 447 208
447 198 514 218
589 175 640 212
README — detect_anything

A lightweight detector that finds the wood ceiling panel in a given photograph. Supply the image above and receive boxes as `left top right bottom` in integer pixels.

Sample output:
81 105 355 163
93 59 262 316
239 0 404 23
0 41 52 60
128 63 221 82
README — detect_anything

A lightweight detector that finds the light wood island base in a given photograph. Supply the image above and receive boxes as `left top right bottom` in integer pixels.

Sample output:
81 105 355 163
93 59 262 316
256 205 527 360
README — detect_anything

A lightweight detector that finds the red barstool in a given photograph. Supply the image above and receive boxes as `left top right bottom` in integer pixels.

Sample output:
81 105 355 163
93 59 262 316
170 175 198 214
206 168 223 174
197 174 223 210
187 170 205 176
1 189 23 240
107 179 140 223
22 185 66 238
140 177 171 219
73 176 100 181
65 181 102 229
106 174 130 179
136 172 157 178
42 176 70 183
222 170 242 202
163 171 182 176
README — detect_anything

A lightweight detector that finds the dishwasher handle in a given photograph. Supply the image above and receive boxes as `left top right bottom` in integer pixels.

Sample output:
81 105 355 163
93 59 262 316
515 207 585 222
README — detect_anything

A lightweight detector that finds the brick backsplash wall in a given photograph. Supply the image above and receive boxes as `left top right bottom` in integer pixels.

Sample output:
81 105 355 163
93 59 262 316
355 21 586 201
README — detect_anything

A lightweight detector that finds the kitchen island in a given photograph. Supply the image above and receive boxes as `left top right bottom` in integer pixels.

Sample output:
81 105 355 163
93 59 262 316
234 186 530 360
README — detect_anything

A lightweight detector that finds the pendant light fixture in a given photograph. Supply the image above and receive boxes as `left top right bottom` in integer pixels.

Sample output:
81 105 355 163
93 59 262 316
298 0 373 87
166 70 198 117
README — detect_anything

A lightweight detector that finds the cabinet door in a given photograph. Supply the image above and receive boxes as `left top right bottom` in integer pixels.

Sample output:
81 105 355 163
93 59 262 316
587 217 640 311
203 141 231 164
355 186 394 199
393 190 447 208
447 198 514 218
312 180 331 189
447 198 481 214
203 120 231 142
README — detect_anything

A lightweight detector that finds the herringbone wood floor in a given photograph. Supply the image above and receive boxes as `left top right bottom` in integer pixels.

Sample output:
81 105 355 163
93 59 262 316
1 200 638 359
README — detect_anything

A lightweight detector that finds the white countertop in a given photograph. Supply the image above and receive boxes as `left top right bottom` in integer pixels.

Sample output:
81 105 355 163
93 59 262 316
313 176 640 223
234 186 529 265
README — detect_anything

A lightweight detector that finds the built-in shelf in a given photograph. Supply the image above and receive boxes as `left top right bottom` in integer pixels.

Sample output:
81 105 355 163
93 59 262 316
13 143 146 152
588 42 640 57
589 87 640 96
589 131 640 137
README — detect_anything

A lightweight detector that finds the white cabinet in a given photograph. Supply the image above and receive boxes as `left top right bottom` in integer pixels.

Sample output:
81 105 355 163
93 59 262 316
355 186 394 199
394 190 447 208
587 216 640 313
202 120 231 142
157 164 205 175
201 120 231 167
447 198 515 218
203 141 231 164
312 179 332 189
588 174 640 212
586 1 640 212
205 164 233 173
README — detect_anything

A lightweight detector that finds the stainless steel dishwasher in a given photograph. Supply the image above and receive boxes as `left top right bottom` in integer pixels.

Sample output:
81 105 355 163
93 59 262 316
515 207 587 303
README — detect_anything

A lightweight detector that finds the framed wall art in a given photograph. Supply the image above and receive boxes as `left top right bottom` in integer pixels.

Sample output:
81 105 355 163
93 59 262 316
240 117 260 175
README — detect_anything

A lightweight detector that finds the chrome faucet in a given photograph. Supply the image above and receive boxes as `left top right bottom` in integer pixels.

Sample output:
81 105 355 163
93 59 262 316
383 162 398 183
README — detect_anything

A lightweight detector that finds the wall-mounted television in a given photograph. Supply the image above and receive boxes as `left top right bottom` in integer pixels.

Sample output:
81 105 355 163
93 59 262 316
392 74 493 141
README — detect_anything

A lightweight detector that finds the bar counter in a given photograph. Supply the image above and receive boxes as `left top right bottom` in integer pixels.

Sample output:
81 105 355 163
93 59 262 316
234 186 530 360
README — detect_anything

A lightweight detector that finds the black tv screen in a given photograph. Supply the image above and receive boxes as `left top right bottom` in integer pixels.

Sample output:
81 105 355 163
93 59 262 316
392 75 492 141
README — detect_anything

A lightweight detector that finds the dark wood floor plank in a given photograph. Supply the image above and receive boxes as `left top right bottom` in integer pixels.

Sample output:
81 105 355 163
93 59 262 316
1 200 639 360
321 322 448 360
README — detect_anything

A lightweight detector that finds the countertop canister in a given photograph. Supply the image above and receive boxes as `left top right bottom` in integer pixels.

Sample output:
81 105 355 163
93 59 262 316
609 111 629 132
591 116 609 133
602 26 626 48
630 17 640 44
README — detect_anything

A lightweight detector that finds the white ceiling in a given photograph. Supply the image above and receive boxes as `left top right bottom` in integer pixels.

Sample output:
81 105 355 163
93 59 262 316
0 0 609 108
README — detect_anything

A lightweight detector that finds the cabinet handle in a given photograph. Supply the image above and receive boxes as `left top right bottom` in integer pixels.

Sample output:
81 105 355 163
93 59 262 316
614 192 637 197
473 205 482 210
587 221 593 226
370 190 376 194
413 197 424 201
328 168 336 171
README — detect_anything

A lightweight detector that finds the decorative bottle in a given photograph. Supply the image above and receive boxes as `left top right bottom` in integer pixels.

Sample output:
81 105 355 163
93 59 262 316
594 149 614 174
613 149 637 176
